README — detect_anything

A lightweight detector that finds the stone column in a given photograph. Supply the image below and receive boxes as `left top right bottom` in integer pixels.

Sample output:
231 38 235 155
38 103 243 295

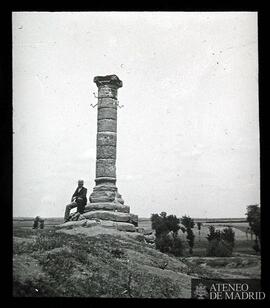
89 75 127 211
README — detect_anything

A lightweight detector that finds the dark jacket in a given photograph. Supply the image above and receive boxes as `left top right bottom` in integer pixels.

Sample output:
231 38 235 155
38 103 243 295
71 187 87 205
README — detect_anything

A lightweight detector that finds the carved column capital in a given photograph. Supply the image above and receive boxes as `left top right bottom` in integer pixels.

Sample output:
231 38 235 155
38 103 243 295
94 75 123 89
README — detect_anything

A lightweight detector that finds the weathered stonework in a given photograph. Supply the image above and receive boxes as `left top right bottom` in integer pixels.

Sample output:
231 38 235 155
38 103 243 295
83 210 132 222
84 202 130 213
97 145 116 159
98 108 117 120
89 75 121 196
58 75 139 233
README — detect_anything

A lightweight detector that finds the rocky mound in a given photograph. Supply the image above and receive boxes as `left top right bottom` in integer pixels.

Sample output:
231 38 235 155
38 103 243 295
13 225 193 298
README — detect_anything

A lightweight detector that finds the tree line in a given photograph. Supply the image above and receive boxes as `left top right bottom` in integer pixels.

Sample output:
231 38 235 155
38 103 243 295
150 204 260 257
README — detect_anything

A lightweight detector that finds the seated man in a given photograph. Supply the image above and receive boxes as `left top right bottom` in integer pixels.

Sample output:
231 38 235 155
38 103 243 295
64 179 87 222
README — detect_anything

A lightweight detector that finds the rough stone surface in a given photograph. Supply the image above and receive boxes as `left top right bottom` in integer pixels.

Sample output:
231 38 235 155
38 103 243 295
144 234 156 243
90 186 124 204
130 214 139 226
96 159 116 178
98 98 118 109
98 119 117 132
98 86 118 99
136 227 145 234
98 108 117 121
84 220 100 228
97 145 116 159
97 132 117 146
55 220 87 229
99 220 136 232
82 210 131 222
93 184 117 192
115 222 136 232
99 220 115 228
90 190 116 203
84 202 130 213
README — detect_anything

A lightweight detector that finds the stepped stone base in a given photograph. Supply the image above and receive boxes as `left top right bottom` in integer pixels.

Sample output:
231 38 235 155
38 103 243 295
81 210 138 226
84 202 130 213
100 220 136 232
56 218 136 232
55 219 99 229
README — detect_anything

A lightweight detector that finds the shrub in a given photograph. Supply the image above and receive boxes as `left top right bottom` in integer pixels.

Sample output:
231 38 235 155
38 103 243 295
155 233 184 256
206 239 233 257
155 233 173 253
151 212 184 256
222 227 235 248
206 225 221 242
206 226 235 257
170 235 184 257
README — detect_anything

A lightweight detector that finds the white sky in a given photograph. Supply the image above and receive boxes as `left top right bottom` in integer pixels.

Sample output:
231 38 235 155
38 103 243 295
12 12 259 218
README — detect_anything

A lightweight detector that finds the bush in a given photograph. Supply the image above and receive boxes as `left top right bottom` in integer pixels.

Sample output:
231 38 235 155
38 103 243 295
206 239 233 257
222 227 235 248
155 233 173 253
170 235 184 257
155 233 184 257
151 212 184 256
206 226 235 257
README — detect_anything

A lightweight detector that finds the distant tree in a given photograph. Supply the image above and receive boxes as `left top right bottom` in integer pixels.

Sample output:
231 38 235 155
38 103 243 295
186 228 195 254
206 226 235 257
181 215 195 254
151 212 180 237
166 215 180 237
207 239 233 257
151 212 184 256
151 213 168 237
206 225 220 242
246 205 261 253
222 227 235 248
181 215 195 229
197 222 202 241
160 211 167 218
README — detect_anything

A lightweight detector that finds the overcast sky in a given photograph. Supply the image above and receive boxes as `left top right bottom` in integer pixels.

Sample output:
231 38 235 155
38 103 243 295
13 12 259 218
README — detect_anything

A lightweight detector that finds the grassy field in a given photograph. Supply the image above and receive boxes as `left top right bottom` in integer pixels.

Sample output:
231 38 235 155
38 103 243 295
13 217 255 257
